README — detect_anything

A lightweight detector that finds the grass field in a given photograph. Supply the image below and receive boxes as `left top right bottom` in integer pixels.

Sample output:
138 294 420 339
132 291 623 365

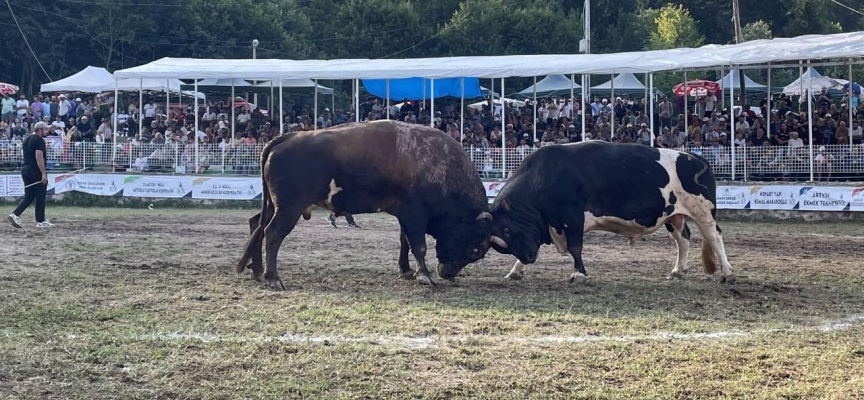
1 206 863 399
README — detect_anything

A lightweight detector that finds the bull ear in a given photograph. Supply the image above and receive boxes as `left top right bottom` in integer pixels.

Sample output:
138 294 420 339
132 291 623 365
490 236 508 248
476 211 493 222
499 197 511 212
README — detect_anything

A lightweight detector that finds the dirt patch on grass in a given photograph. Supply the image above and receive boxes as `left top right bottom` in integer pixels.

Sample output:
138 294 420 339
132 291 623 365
1 207 863 399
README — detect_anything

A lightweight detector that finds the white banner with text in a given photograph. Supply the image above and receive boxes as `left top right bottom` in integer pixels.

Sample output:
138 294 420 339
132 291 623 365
2 174 863 211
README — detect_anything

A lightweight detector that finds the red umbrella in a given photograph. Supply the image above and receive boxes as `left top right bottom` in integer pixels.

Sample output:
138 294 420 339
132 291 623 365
0 82 20 95
672 79 721 97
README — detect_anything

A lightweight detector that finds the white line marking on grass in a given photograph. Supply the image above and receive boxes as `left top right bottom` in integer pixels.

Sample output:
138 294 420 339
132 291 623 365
7 316 863 350
807 233 864 240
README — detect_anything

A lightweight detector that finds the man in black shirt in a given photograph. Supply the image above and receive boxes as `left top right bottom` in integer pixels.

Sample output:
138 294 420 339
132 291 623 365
7 121 53 228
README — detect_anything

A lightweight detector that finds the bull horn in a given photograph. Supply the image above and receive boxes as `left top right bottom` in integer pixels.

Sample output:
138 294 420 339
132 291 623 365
476 211 493 221
490 236 508 248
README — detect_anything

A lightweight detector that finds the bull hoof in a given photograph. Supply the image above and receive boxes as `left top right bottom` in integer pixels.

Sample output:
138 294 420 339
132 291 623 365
667 272 684 280
416 274 437 286
568 272 587 284
251 271 264 282
505 271 524 281
266 279 287 291
400 270 416 280
721 275 736 285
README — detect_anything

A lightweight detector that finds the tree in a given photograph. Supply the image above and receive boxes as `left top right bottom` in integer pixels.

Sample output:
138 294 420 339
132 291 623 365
742 20 773 41
645 3 705 50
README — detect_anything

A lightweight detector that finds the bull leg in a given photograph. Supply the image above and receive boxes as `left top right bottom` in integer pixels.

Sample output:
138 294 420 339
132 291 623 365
399 220 435 286
694 218 736 284
664 214 691 281
505 260 526 280
562 212 588 284
397 229 416 279
247 212 264 282
263 206 303 291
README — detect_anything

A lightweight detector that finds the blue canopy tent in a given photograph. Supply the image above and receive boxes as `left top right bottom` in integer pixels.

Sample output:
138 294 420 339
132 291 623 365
361 77 483 100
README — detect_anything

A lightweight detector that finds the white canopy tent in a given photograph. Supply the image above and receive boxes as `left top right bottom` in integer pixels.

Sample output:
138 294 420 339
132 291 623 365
516 75 581 98
113 31 864 80
253 79 334 95
783 76 849 96
468 98 526 110
716 69 767 90
785 67 823 88
41 66 114 93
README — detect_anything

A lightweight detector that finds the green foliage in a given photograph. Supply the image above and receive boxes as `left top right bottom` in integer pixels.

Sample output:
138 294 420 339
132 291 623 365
1 0 861 94
742 20 774 41
645 3 705 50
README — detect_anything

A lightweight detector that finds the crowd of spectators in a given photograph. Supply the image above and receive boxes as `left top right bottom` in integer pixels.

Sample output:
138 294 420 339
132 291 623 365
1 85 862 179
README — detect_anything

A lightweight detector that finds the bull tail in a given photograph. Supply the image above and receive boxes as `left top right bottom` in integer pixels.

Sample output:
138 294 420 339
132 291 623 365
701 234 718 275
236 135 291 274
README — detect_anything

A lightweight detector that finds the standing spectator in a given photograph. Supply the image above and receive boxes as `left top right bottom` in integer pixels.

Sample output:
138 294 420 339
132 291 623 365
1 93 14 123
658 96 673 129
31 95 42 121
58 94 71 120
704 91 717 118
15 94 29 120
142 99 156 128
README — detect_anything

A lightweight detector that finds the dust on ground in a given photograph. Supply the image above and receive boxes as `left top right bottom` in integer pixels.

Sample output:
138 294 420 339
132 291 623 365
1 207 863 399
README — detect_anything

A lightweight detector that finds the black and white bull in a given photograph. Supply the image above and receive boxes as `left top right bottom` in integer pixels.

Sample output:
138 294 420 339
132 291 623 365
236 120 494 290
488 141 735 284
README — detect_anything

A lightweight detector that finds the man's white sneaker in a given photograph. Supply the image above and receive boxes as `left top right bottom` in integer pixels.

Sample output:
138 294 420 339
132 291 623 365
35 221 55 228
7 214 22 229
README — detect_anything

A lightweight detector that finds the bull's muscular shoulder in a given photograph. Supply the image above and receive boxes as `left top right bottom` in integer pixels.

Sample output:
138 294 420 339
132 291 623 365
290 121 483 203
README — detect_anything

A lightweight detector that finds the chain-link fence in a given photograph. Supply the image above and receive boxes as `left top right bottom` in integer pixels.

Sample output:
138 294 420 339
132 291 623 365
2 140 864 182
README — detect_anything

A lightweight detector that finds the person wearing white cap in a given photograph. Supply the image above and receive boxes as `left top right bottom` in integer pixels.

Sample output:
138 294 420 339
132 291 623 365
7 121 53 228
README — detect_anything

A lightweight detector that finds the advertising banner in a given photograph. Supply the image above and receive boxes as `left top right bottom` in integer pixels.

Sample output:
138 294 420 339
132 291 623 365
715 186 751 209
122 175 193 198
797 187 851 211
3 173 864 212
747 185 800 210
847 187 864 212
191 177 261 200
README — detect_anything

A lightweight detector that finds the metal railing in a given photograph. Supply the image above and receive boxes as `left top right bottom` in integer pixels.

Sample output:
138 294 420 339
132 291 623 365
2 140 863 182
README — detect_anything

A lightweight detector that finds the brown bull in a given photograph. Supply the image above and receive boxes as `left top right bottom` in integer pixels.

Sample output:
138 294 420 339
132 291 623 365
236 120 497 290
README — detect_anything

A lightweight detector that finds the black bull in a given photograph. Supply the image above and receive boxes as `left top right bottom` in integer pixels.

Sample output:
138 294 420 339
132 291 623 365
235 120 496 290
488 141 736 284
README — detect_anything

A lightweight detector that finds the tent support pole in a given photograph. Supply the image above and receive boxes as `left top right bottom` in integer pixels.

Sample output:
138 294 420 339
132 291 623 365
430 78 435 128
807 61 814 182
534 76 538 143
568 74 572 137
730 69 736 181
643 73 648 112
767 66 771 138
720 67 725 110
354 78 360 123
113 79 118 171
270 80 274 121
850 62 854 154
139 80 143 137
314 79 318 131
610 74 615 138
501 77 506 178
279 80 284 135
581 74 587 139
165 79 170 131
684 72 688 135
194 80 199 174
649 73 655 146
460 77 464 142
385 79 390 121
231 83 235 142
